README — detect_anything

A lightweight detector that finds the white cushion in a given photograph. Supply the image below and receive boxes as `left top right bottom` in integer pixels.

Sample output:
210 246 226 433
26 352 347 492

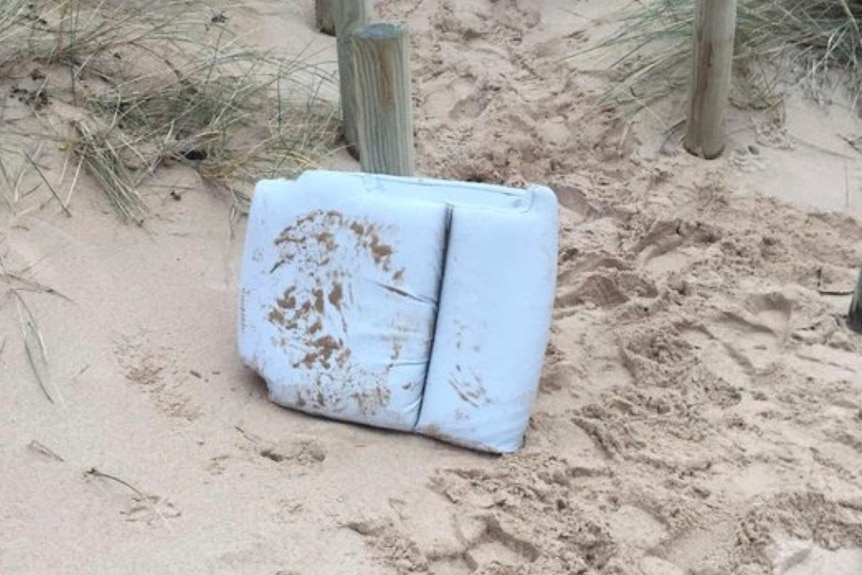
238 170 558 452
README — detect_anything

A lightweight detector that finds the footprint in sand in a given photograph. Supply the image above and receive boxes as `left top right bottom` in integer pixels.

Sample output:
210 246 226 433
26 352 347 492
555 270 658 309
606 504 669 552
448 77 492 121
635 218 722 276
682 290 793 383
114 333 202 421
259 436 327 466
344 486 544 575
551 183 607 224
681 326 753 387
461 516 540 572
554 246 658 311
121 494 181 524
792 344 862 383
774 540 862 575
546 312 634 397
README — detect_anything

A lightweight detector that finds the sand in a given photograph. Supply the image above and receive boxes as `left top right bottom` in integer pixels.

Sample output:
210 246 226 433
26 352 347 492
2 1 862 574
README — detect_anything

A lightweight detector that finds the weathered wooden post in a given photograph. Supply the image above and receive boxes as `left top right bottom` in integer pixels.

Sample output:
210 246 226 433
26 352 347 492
849 265 862 333
332 0 374 157
315 0 335 36
352 23 415 176
684 0 737 159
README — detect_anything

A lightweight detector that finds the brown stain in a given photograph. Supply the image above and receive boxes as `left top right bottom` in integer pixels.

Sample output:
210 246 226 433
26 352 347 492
328 282 343 310
309 320 323 335
274 211 349 268
324 210 344 222
447 370 486 408
390 339 403 362
268 307 286 325
351 381 392 416
264 212 412 390
276 287 297 310
307 335 351 371
276 212 397 277
369 234 393 264
297 352 316 369
298 301 313 318
312 288 325 314
270 287 301 327
274 226 308 246
315 231 337 251
449 377 479 407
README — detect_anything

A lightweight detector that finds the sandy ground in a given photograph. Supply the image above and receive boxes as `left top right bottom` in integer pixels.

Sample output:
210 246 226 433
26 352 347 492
3 1 862 574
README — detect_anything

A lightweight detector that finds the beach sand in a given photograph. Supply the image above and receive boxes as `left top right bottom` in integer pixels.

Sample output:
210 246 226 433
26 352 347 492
2 1 862 573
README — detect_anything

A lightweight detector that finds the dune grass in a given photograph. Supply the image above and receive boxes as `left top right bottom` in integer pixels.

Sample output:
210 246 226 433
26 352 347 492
585 0 862 120
0 0 339 223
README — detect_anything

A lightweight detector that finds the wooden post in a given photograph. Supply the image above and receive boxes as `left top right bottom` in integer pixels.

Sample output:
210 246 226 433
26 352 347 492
849 265 862 334
352 23 415 177
684 0 737 159
332 0 374 157
315 0 335 36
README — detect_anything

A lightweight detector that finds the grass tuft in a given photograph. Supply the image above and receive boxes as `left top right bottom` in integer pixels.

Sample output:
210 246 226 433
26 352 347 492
584 0 862 120
0 0 340 222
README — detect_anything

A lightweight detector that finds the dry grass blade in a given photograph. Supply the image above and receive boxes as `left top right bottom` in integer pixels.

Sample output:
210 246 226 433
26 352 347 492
3 271 71 301
0 248 71 403
71 119 147 224
24 151 72 217
0 152 28 211
0 247 73 302
13 290 55 403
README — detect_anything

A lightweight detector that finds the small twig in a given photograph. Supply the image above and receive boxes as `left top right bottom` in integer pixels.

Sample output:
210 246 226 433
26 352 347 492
84 467 146 498
84 467 174 531
28 440 65 462
234 425 261 444
72 364 90 381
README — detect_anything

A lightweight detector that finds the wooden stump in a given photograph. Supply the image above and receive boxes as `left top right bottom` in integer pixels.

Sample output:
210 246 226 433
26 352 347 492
352 23 415 176
849 266 862 334
332 0 374 157
684 0 737 159
315 0 335 36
